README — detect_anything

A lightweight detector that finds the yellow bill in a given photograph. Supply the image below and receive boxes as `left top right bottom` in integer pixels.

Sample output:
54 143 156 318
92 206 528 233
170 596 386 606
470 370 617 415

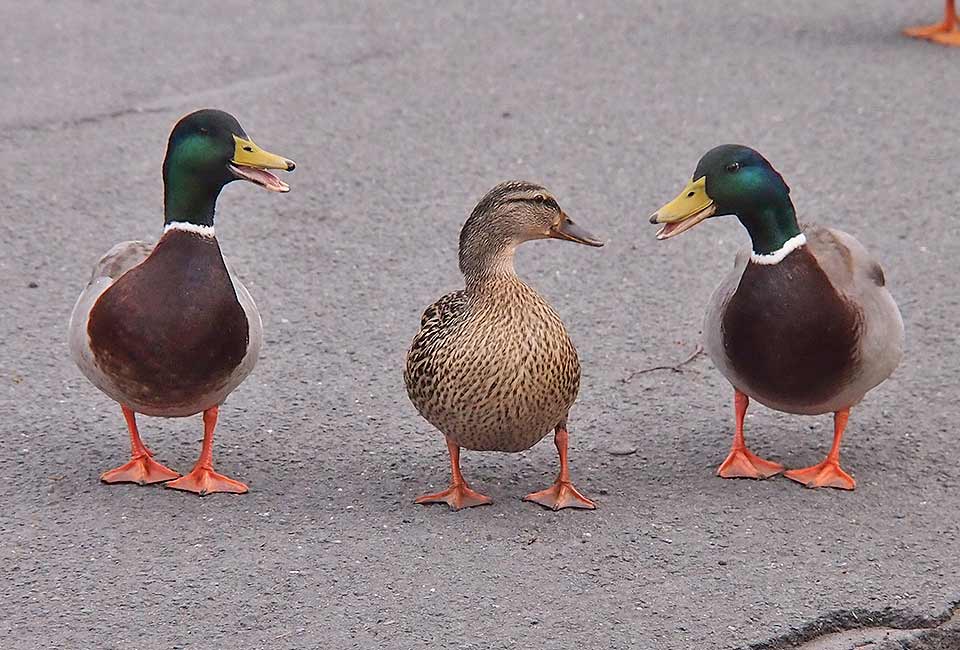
229 135 296 192
648 176 717 240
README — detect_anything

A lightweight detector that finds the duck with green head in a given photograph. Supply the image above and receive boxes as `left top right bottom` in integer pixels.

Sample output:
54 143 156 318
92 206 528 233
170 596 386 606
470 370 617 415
69 109 295 495
650 145 903 490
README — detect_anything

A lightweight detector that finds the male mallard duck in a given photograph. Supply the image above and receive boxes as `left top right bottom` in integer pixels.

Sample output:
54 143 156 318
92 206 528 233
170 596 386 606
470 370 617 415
650 145 903 490
68 109 295 495
905 1 960 46
405 181 604 510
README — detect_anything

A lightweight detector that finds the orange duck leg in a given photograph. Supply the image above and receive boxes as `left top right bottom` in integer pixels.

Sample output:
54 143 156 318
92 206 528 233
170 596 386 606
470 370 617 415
415 437 492 510
785 408 856 490
717 391 784 480
165 406 248 496
524 423 595 510
905 0 960 46
100 406 180 485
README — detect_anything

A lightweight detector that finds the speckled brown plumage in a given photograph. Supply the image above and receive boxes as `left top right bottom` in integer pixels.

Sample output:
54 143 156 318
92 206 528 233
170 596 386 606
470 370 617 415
406 276 580 453
404 181 603 511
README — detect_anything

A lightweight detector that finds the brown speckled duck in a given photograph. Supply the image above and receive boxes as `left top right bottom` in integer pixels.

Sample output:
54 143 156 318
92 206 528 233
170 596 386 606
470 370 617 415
650 145 904 490
69 109 295 496
405 181 604 511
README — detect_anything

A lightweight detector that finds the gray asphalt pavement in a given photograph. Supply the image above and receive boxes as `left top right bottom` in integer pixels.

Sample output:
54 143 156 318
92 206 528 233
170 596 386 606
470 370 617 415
1 2 958 649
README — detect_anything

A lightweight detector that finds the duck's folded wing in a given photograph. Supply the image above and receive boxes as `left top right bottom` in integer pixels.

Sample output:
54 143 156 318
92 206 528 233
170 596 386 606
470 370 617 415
87 240 153 284
220 255 263 363
70 240 153 376
420 290 467 328
802 224 886 295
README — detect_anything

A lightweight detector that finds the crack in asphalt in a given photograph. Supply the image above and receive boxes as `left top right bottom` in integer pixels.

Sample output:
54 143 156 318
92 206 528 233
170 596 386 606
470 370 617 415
621 343 705 383
745 601 960 650
4 105 173 135
0 46 400 138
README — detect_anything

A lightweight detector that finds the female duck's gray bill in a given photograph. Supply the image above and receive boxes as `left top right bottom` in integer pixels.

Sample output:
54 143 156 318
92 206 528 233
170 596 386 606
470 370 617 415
549 217 605 247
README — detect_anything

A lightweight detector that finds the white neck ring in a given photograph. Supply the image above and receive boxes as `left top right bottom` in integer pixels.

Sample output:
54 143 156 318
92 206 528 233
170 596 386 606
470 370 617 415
750 233 806 265
164 221 215 238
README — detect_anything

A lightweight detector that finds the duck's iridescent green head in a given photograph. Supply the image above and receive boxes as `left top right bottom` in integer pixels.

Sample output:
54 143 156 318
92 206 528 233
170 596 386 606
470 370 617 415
650 144 801 255
162 109 296 226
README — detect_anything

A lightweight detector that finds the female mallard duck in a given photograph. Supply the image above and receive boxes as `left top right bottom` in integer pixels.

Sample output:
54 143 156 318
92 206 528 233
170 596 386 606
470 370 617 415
905 1 960 46
650 145 903 490
68 109 295 495
405 181 604 510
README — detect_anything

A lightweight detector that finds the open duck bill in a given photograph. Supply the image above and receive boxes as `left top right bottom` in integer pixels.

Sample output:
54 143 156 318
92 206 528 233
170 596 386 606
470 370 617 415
229 135 296 193
649 176 717 240
548 214 605 247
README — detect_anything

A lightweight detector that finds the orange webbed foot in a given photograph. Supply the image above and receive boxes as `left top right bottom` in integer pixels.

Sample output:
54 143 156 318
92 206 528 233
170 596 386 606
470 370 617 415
524 480 596 511
904 10 960 45
904 22 951 38
415 482 492 511
165 465 248 496
717 447 784 480
785 461 855 490
100 454 180 485
930 30 960 46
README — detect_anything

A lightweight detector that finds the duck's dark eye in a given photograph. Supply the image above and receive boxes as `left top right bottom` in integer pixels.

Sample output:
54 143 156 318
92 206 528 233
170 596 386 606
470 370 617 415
726 162 741 173
531 195 560 210
198 127 209 135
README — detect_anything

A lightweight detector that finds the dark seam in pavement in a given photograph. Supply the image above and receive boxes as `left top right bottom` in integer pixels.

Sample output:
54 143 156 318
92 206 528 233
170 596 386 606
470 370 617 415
1 106 173 135
0 47 402 138
743 600 960 650
621 344 705 383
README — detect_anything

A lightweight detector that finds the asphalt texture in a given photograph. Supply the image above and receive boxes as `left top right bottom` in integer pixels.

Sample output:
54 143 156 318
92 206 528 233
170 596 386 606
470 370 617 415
1 2 958 649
